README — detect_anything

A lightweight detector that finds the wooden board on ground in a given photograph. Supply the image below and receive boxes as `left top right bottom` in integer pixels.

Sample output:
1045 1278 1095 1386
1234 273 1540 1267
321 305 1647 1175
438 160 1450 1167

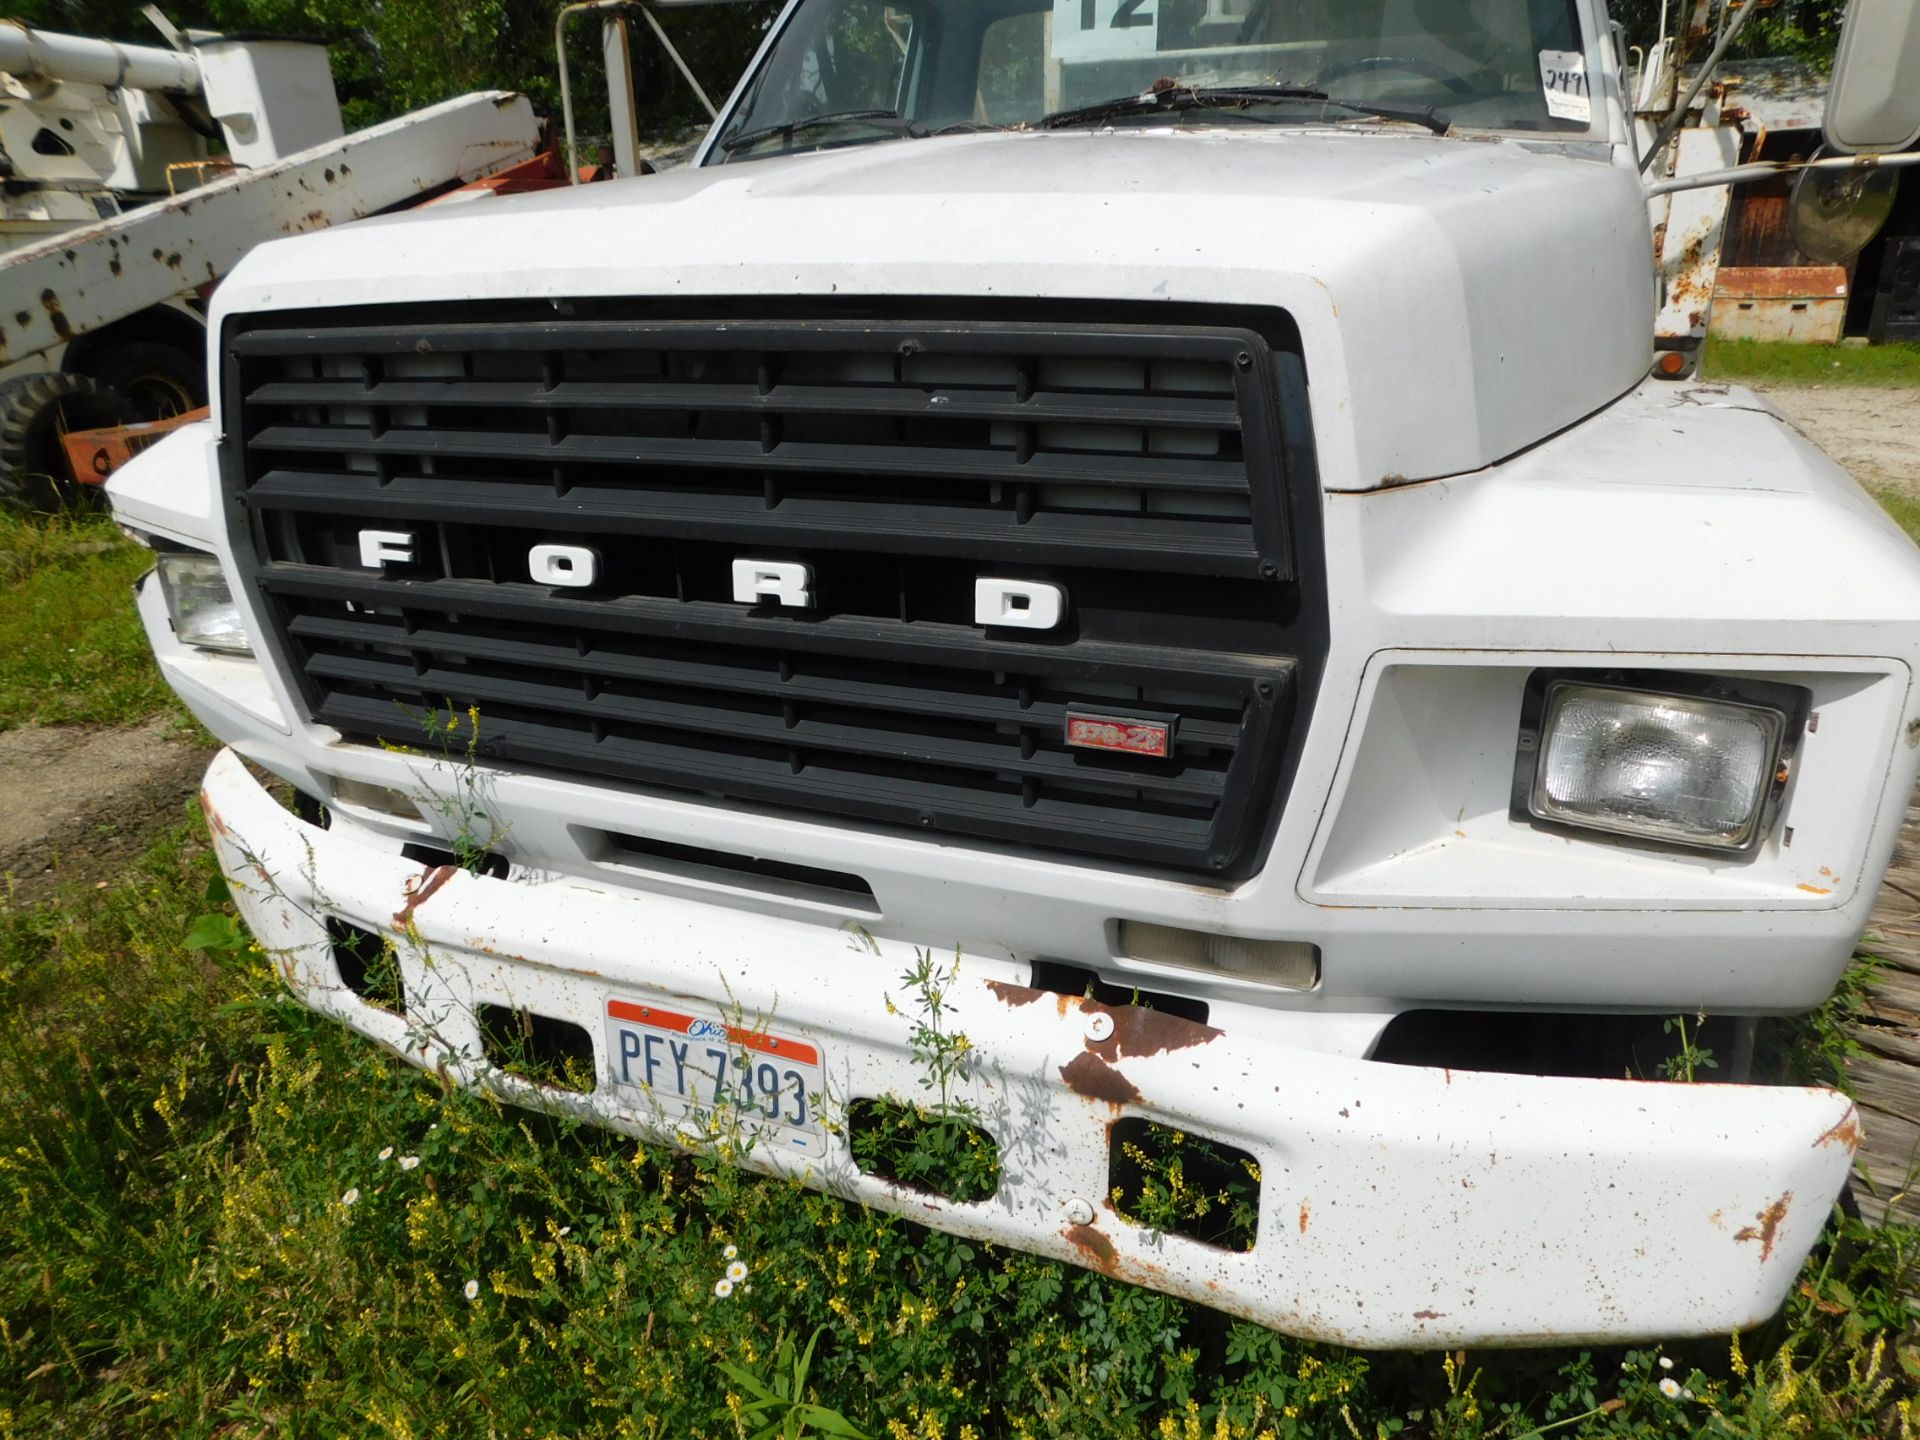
1849 787 1920 1226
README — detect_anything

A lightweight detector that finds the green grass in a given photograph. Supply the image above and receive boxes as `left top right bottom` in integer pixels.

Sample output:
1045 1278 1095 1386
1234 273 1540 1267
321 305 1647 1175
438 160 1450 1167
2 826 1918 1439
1701 337 1920 388
0 507 174 732
1872 488 1920 547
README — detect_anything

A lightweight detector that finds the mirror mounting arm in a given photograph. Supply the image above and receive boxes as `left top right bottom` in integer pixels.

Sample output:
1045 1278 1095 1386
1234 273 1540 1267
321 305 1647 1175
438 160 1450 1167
1644 148 1920 197
556 0 626 184
556 0 724 185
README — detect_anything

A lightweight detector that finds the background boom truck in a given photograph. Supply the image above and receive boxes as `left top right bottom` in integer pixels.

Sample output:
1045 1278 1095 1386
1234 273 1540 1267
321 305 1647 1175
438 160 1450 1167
107 0 1920 1346
0 19 541 504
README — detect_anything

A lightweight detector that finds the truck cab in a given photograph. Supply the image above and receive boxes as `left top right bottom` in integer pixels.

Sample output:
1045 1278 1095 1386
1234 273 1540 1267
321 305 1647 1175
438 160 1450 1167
107 0 1920 1346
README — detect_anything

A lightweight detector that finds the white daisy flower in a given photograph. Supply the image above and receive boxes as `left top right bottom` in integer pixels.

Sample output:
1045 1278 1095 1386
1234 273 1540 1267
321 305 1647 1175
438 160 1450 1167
340 1187 360 1207
398 1155 420 1170
714 1278 735 1298
1658 1357 1674 1371
463 1279 480 1301
378 1146 395 1162
1659 1377 1681 1400
726 1260 748 1282
1682 1389 1694 1401
723 1244 738 1260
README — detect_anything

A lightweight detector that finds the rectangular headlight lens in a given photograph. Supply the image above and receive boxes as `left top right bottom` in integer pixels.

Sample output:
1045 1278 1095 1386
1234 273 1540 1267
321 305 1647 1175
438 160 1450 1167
1117 921 1319 990
1528 682 1787 851
155 552 251 655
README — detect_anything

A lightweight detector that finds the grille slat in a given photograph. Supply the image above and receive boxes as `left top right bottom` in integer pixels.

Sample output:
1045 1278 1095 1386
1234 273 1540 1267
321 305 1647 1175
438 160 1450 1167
246 471 1265 574
245 378 1244 430
247 424 1253 495
258 566 1286 685
230 317 1260 362
283 611 1248 746
304 651 1232 798
227 301 1320 878
314 692 1225 853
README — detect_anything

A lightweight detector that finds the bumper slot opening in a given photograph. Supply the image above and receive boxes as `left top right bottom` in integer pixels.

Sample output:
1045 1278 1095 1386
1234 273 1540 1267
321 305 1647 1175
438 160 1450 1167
477 1004 597 1093
401 840 509 882
1108 1118 1259 1253
845 1097 1001 1203
1027 960 1210 1026
1371 1009 1746 1081
587 829 880 915
291 788 329 828
327 918 405 1014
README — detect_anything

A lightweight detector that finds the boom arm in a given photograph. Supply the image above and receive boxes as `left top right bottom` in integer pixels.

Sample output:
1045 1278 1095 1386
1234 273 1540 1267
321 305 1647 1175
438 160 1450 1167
0 91 540 370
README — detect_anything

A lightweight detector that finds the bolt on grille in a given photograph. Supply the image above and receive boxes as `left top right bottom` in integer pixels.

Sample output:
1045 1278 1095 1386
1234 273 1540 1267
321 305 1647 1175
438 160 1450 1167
225 301 1321 877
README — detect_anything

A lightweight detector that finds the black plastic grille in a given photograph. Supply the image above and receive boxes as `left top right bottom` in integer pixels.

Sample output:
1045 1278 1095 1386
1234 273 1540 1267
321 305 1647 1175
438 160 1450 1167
225 300 1323 878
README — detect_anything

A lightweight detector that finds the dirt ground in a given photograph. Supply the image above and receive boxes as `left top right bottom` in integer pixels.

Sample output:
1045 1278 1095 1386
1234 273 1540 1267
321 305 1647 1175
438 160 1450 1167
1752 384 1920 495
0 715 214 907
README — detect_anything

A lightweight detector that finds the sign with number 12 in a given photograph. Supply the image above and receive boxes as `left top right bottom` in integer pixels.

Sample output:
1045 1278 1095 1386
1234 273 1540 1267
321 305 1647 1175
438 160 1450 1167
1052 0 1158 62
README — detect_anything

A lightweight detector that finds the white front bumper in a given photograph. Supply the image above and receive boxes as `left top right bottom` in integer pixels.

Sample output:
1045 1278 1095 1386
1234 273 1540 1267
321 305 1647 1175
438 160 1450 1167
203 746 1859 1348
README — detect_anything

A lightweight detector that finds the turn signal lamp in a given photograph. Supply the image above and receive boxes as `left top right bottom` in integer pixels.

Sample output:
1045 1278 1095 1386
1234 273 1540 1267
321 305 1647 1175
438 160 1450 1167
1117 920 1320 990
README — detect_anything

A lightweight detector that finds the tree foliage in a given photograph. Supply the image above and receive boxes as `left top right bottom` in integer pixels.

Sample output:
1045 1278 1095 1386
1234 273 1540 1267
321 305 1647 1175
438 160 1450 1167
1607 0 1843 68
9 0 776 137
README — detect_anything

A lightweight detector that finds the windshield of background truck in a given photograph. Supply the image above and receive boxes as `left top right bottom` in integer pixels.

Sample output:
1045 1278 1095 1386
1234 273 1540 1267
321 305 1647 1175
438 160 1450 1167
713 0 1595 160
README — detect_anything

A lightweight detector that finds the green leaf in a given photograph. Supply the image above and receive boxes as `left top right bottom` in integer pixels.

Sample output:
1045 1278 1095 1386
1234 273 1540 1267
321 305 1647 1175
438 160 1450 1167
795 1405 870 1437
715 1361 780 1404
183 913 246 952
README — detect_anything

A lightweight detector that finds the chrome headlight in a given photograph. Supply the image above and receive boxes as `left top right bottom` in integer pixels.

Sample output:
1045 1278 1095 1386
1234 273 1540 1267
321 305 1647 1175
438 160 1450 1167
155 551 252 655
1513 674 1808 854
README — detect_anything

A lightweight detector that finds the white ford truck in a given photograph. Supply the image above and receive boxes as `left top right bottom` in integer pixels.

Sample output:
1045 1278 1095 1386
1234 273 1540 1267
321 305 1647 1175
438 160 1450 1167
108 0 1920 1347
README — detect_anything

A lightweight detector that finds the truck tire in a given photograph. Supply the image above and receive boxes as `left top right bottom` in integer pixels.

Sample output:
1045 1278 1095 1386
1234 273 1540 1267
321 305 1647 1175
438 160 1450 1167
81 340 205 420
0 372 131 512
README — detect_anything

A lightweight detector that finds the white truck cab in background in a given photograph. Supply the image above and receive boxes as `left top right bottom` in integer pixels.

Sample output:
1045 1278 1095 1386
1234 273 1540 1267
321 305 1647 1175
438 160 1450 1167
109 0 1920 1346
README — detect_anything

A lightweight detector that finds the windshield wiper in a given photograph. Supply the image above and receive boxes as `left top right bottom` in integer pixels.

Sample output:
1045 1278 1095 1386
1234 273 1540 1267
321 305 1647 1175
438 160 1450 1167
1038 84 1450 136
1319 97 1451 134
1040 84 1327 130
721 109 926 154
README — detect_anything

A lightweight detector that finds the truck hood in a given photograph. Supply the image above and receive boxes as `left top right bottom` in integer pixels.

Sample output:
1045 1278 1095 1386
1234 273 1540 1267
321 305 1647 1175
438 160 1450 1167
212 128 1654 490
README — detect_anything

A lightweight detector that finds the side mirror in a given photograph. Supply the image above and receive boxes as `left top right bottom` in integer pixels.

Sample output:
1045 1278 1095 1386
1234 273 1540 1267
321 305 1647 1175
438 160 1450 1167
1825 0 1920 153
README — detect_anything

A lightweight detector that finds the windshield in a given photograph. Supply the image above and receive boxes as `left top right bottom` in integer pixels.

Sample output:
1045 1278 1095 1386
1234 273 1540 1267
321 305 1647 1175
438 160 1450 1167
711 0 1597 161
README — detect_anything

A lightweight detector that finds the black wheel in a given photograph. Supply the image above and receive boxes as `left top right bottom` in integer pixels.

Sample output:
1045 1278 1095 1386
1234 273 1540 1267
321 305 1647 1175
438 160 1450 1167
82 340 204 421
0 372 132 512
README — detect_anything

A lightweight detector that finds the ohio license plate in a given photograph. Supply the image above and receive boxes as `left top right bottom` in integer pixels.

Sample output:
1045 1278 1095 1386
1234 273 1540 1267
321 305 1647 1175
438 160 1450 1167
604 997 826 1158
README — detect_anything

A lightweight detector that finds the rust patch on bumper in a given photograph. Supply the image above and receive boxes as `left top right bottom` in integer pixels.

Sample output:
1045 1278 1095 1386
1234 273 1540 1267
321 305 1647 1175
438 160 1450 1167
1086 1004 1223 1063
1060 1052 1144 1107
1734 1192 1792 1262
1813 1107 1861 1152
1064 1222 1118 1271
394 864 458 930
986 979 1047 1008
